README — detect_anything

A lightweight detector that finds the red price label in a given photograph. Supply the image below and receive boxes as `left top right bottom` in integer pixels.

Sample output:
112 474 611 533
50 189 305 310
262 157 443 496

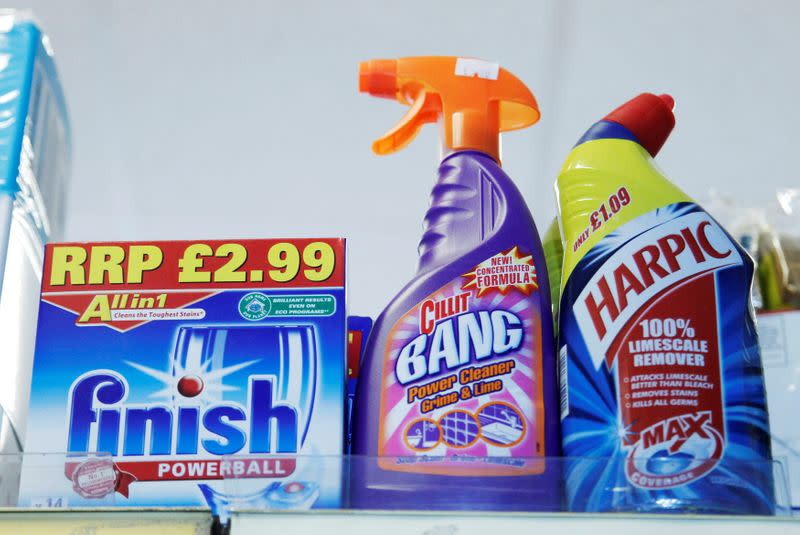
590 186 632 231
43 238 345 292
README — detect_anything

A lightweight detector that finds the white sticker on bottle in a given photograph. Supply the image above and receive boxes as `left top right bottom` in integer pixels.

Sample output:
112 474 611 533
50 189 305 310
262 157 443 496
455 58 499 80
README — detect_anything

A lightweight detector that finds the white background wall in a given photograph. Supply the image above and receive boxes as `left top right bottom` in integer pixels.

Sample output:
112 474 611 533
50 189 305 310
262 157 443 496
8 0 800 316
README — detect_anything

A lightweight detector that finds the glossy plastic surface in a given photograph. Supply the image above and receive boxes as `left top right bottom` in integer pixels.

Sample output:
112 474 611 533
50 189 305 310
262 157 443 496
359 56 539 161
351 151 559 510
556 95 774 514
226 455 791 516
0 11 70 507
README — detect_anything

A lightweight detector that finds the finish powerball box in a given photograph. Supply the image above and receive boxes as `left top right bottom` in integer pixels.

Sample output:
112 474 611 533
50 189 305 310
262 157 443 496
19 239 346 511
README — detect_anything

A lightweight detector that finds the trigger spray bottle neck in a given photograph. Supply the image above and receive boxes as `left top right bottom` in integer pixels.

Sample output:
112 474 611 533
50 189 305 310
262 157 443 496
438 108 503 165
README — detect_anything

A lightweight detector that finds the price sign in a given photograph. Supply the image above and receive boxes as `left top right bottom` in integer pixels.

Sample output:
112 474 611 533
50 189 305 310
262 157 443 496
44 238 345 292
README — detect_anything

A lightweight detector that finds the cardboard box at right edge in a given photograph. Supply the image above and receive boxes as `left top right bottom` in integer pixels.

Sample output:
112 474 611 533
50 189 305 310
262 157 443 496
759 309 800 509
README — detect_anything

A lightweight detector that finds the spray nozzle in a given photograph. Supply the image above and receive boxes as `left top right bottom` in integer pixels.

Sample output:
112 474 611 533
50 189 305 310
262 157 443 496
359 56 540 162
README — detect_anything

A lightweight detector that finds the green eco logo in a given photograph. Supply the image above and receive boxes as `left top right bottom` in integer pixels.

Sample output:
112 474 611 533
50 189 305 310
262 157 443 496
238 292 271 321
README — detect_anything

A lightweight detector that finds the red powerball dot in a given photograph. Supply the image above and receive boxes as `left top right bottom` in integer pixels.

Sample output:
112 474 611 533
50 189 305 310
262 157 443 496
285 482 305 493
177 375 204 397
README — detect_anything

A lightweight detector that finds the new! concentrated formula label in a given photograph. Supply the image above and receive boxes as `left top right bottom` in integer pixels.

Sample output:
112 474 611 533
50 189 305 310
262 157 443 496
560 202 773 512
378 247 546 475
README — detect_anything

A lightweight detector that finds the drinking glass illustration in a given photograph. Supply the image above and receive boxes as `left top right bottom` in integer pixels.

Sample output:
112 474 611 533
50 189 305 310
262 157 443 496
159 324 321 512
168 325 318 444
200 480 319 521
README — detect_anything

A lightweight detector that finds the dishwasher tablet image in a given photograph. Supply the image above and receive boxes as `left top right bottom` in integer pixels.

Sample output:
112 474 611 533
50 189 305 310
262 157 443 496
18 239 347 513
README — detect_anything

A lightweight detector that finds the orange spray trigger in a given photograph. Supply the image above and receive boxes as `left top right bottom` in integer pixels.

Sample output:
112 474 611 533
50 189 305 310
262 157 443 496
359 56 540 162
371 90 441 155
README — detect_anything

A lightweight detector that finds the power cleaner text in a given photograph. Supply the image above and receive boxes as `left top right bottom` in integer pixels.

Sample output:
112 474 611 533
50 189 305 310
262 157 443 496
395 310 523 385
67 372 299 456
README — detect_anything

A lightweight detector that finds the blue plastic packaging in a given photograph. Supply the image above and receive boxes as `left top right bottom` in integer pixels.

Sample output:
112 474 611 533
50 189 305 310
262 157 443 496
557 94 774 514
0 11 70 506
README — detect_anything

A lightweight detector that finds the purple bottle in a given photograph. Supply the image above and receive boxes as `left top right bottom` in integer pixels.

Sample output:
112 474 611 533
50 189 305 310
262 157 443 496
351 57 560 511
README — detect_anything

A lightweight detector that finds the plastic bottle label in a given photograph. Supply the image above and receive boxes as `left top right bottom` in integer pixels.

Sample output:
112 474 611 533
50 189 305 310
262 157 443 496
561 203 774 512
377 247 546 475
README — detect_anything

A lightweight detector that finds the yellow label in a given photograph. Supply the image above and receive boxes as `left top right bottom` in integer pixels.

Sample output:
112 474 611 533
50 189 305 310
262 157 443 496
557 138 691 288
49 245 164 286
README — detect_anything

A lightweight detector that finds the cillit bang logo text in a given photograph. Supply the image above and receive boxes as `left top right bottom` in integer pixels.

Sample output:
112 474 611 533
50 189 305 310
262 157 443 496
396 292 523 386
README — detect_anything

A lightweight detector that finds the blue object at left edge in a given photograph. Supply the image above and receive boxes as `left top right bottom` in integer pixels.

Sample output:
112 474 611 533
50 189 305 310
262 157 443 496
0 16 70 195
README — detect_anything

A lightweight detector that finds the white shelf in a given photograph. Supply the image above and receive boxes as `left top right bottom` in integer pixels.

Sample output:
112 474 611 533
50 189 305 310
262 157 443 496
230 510 800 535
0 506 796 534
0 508 211 535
